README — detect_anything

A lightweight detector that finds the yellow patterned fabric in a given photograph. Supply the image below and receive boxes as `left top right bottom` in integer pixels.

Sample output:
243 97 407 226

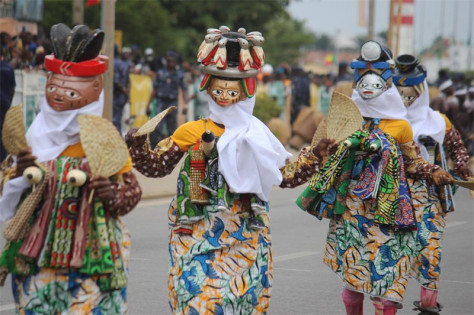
171 119 224 152
373 119 413 144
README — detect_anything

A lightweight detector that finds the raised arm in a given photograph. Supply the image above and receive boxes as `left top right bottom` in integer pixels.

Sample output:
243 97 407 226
126 131 184 178
279 140 332 188
444 127 471 179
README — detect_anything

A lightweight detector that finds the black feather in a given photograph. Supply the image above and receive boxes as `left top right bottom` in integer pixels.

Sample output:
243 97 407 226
65 25 91 62
77 29 104 62
50 23 71 60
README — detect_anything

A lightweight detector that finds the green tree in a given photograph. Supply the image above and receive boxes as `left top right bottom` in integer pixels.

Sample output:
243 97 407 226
314 33 333 50
264 14 316 66
40 0 314 65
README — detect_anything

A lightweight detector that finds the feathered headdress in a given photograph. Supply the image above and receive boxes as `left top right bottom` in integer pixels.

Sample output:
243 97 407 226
197 26 265 98
45 23 108 76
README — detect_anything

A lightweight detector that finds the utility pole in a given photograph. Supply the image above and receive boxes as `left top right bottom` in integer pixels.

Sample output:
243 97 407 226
387 0 394 49
395 0 402 56
468 0 474 71
368 0 375 40
72 0 84 25
101 0 115 121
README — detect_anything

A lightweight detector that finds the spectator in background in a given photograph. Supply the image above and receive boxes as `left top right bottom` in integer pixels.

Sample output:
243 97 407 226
269 67 290 120
138 47 159 76
0 60 16 162
147 50 187 148
309 73 321 111
113 46 131 132
131 44 141 66
336 61 352 82
319 74 333 117
1 32 13 60
291 67 310 124
440 79 458 123
187 64 209 120
436 69 450 87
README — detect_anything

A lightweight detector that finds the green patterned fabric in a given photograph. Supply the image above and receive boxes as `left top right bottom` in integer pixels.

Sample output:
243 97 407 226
297 130 368 215
1 156 127 291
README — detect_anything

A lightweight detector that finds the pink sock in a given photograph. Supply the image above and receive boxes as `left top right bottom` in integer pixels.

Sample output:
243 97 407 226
341 288 364 315
420 286 438 309
372 297 398 315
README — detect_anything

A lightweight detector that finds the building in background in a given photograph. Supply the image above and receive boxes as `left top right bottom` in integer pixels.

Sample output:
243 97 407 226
0 0 43 35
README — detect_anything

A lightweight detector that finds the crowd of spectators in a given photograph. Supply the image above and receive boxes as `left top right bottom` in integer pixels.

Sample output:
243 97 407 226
0 30 51 70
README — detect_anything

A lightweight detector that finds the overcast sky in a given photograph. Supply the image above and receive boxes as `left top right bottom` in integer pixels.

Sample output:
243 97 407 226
287 0 473 53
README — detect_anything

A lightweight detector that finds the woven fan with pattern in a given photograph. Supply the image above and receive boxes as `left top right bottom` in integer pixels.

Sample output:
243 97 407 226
2 104 28 155
78 115 129 202
327 91 363 143
134 106 177 137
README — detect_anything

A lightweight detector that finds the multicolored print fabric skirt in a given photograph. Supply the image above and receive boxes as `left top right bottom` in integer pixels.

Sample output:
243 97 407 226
168 197 272 315
11 221 130 315
409 179 446 290
323 180 419 302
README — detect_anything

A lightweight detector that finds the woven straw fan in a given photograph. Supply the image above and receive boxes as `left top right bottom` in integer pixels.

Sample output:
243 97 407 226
311 118 328 147
4 164 50 241
327 91 363 143
78 115 129 203
134 106 177 137
2 104 28 155
453 177 474 191
333 82 354 98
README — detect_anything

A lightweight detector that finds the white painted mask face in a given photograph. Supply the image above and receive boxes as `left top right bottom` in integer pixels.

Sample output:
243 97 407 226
356 73 387 100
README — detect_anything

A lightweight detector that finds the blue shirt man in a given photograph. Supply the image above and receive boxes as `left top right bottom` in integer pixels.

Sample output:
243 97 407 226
112 47 131 133
147 51 187 148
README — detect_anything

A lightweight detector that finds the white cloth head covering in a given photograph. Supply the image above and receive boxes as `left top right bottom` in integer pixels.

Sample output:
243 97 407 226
208 95 292 201
26 91 104 162
406 81 446 160
352 85 408 121
0 92 104 223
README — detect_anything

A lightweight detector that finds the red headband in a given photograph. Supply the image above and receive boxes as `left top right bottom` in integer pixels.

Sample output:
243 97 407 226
45 54 108 76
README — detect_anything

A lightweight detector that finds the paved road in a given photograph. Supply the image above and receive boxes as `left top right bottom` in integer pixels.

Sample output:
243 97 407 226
0 186 473 314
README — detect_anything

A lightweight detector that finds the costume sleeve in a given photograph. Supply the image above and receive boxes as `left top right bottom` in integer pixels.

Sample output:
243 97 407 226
399 141 440 181
129 136 184 178
444 127 470 175
279 146 322 188
0 158 17 192
106 171 142 217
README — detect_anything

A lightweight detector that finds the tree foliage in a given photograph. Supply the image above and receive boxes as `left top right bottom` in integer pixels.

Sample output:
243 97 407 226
40 0 314 65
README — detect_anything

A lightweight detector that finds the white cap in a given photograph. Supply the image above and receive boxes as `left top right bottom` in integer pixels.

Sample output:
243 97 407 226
122 46 132 54
439 79 453 91
262 64 273 75
145 48 154 56
454 88 467 96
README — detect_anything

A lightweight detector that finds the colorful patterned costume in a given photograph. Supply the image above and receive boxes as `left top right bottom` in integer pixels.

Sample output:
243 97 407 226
392 55 471 313
298 117 440 303
0 144 141 314
409 115 470 290
129 119 321 314
0 23 142 314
